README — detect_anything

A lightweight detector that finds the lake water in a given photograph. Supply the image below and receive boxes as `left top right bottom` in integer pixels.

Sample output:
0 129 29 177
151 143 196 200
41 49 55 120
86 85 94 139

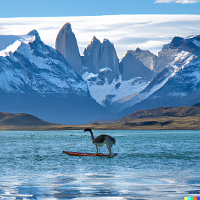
0 130 199 200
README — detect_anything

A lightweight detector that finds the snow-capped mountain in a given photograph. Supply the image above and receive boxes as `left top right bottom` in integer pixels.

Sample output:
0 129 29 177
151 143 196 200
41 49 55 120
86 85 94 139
1 22 200 124
55 23 200 115
120 35 200 116
81 34 200 114
0 30 113 124
0 30 87 95
54 23 156 112
82 36 120 81
81 36 121 108
80 36 154 110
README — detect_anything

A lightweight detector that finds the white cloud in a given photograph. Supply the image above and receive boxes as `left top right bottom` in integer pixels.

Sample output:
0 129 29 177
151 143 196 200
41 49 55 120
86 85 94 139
0 15 200 59
154 0 199 3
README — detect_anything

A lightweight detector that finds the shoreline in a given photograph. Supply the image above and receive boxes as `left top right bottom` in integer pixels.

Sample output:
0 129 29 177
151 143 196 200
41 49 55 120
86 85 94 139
0 116 200 131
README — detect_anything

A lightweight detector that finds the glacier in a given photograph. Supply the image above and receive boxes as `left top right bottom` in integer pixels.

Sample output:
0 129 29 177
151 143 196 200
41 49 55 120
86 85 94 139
82 71 149 107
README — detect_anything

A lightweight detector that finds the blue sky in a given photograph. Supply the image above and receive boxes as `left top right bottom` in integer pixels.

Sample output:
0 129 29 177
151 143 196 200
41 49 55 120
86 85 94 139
0 0 200 58
0 0 199 18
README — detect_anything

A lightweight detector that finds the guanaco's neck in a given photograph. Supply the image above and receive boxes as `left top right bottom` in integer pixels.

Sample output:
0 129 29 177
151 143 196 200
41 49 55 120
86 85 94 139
89 129 94 141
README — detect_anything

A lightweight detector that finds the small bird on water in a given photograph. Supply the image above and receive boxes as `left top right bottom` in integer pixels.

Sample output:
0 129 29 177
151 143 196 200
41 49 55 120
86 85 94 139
84 128 116 156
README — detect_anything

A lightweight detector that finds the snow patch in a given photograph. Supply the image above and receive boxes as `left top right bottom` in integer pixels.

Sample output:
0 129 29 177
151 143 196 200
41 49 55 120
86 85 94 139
20 34 36 44
167 51 194 79
83 73 149 107
82 72 98 80
0 34 36 57
99 67 112 72
191 39 200 48
0 40 22 57
170 51 191 69
125 51 195 107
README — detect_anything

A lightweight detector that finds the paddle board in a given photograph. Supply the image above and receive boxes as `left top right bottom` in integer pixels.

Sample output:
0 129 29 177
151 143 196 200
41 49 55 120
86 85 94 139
63 151 117 157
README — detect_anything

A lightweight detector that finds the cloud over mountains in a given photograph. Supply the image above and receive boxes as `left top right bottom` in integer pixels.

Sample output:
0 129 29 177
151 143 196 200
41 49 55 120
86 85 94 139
1 15 200 58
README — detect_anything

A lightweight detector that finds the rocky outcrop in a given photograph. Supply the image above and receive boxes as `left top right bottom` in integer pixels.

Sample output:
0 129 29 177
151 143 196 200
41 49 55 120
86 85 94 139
55 22 83 75
119 50 154 81
100 38 120 79
82 36 119 82
128 48 157 71
81 36 101 74
155 36 200 73
155 38 182 74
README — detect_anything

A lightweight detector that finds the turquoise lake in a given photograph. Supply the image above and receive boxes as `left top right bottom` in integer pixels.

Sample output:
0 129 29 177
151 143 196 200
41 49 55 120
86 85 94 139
0 130 200 199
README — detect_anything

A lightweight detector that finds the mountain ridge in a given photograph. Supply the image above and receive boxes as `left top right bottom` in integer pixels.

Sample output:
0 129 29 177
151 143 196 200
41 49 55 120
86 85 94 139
114 106 200 124
1 23 200 125
0 29 114 125
81 105 200 130
55 23 200 114
0 111 59 130
1 105 200 130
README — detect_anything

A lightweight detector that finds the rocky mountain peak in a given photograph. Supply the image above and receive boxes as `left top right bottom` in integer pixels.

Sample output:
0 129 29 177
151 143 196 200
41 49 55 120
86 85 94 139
63 22 72 31
156 35 200 73
102 38 110 43
121 49 157 73
82 36 119 82
27 29 39 36
136 47 142 52
27 29 41 41
121 50 131 58
55 22 83 75
169 35 199 53
92 36 98 42
84 36 101 51
119 50 154 81
170 36 185 48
